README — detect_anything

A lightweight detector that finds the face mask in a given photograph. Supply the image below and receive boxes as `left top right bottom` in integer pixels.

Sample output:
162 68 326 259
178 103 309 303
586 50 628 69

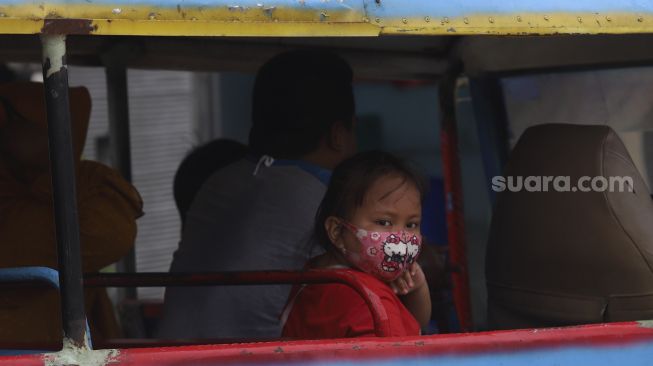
338 221 422 282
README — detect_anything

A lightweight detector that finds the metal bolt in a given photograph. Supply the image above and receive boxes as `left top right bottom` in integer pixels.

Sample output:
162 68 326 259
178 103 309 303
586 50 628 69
463 17 469 24
424 16 430 22
112 8 122 14
516 16 522 22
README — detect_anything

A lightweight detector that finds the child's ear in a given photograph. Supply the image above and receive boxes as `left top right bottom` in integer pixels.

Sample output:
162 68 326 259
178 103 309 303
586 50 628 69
324 216 345 250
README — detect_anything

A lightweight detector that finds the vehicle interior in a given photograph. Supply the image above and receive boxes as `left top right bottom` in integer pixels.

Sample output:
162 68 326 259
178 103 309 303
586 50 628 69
2 3 653 364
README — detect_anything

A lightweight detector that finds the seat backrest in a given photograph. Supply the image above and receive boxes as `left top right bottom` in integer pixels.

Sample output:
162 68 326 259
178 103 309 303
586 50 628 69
486 124 653 329
0 266 92 354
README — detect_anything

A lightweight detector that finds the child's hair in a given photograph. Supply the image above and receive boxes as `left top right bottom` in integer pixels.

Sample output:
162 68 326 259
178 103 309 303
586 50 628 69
315 151 426 250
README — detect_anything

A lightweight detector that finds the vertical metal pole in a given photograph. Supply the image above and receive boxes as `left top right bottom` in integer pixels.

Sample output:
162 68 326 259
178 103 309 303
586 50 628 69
439 62 473 332
106 65 133 183
469 76 511 206
41 34 89 348
105 65 138 299
193 72 219 144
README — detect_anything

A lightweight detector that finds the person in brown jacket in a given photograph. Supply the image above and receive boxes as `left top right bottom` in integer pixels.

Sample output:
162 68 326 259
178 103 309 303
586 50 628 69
0 82 143 347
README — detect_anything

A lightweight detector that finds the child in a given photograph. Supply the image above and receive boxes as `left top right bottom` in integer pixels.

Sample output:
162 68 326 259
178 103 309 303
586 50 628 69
281 151 431 338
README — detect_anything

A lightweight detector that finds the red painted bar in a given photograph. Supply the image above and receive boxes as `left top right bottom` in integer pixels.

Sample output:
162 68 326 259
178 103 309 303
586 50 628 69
439 66 473 332
4 321 653 365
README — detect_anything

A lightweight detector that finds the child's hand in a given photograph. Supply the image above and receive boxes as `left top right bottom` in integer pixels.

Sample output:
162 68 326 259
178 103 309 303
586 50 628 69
389 263 427 296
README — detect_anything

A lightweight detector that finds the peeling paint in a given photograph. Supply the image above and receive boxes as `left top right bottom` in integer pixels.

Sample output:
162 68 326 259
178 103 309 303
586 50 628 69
41 34 65 78
1 1 653 36
44 339 120 366
637 320 653 329
228 5 246 11
263 5 275 16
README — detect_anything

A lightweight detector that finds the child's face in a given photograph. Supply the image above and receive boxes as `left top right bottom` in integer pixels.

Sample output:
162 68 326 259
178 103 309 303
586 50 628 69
341 174 422 254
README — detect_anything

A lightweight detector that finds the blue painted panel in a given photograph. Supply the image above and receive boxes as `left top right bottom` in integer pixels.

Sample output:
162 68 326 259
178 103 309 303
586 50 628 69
367 0 653 17
3 0 653 15
285 340 653 366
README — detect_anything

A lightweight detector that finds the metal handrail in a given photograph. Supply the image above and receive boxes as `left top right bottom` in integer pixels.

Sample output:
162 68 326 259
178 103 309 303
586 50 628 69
84 269 391 337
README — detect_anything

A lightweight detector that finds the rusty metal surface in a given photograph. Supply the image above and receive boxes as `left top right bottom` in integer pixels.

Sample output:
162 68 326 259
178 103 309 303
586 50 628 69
41 19 95 35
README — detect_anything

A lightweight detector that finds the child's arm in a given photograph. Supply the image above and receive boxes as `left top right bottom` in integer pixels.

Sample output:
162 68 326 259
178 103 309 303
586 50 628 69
390 263 431 327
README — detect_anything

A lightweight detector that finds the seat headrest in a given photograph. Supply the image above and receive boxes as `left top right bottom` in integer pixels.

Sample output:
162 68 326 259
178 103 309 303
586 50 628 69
486 123 653 296
0 82 91 159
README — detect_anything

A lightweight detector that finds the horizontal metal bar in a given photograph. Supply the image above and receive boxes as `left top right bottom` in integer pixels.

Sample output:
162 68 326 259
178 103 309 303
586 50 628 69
84 270 366 287
85 270 391 336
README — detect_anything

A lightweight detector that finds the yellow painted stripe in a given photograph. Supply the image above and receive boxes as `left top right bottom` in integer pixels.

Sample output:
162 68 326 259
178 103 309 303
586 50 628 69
92 19 379 37
0 3 366 23
377 12 653 35
0 18 42 34
0 6 652 36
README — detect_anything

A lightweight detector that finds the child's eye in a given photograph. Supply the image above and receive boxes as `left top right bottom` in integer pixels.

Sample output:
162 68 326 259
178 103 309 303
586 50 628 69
375 219 392 227
406 222 420 229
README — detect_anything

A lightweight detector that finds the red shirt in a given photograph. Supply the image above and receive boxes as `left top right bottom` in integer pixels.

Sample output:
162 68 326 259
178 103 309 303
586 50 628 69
281 269 420 339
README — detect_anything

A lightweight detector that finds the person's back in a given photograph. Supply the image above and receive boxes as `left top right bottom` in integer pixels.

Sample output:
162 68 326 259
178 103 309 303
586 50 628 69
159 49 357 339
160 158 327 337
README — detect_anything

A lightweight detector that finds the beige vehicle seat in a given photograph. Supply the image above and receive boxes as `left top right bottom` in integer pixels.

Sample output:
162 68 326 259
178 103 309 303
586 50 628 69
486 124 653 330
